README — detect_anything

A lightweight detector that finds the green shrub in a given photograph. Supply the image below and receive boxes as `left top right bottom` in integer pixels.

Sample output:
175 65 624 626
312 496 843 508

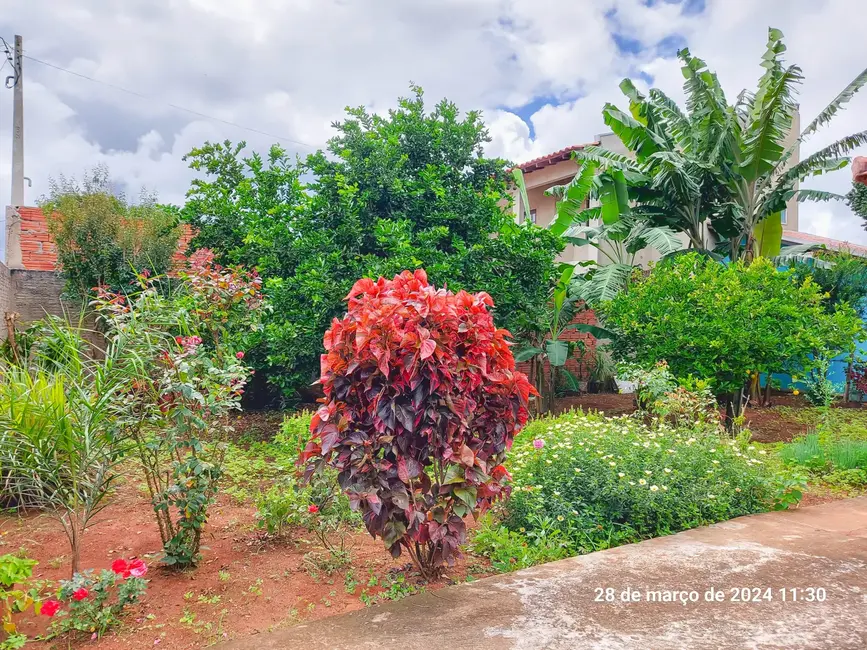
470 515 573 573
600 254 864 424
823 468 867 489
42 165 180 298
501 411 777 549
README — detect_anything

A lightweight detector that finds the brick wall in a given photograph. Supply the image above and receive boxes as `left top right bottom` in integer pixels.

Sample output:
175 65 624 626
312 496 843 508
516 308 599 384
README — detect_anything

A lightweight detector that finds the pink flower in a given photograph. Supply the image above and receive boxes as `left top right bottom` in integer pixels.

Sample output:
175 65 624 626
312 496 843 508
308 504 319 514
533 439 545 450
128 559 148 578
41 599 61 617
72 587 89 601
235 351 245 360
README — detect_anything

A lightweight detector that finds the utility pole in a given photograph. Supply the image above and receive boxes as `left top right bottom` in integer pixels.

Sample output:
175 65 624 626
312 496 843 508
10 35 24 207
4 35 24 268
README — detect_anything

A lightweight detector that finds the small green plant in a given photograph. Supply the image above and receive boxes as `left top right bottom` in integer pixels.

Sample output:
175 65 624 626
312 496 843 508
823 468 867 490
255 484 296 537
1 554 45 649
218 570 231 582
771 474 808 510
343 570 358 595
825 440 867 470
45 561 148 640
197 593 221 605
803 357 841 407
247 579 263 597
779 434 826 470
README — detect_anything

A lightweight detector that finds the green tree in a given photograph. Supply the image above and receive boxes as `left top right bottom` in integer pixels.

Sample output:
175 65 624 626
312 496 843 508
42 165 180 298
181 87 562 401
579 28 867 261
848 181 867 232
599 253 863 428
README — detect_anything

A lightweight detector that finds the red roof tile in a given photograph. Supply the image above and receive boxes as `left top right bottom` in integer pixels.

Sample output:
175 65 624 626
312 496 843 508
782 230 867 257
517 143 598 173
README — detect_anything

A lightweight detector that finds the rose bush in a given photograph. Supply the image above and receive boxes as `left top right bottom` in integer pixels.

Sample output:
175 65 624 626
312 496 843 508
301 269 534 578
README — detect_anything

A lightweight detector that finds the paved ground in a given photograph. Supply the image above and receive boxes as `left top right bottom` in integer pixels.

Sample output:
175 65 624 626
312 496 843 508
222 497 867 650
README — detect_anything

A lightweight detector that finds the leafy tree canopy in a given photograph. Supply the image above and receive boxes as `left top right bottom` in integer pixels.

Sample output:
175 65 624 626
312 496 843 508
599 253 863 406
181 87 562 402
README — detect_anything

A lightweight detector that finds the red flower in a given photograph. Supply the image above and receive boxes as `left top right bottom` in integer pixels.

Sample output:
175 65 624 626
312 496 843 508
128 558 148 578
72 588 89 601
308 504 319 514
112 558 131 578
41 599 62 617
235 351 245 360
175 336 183 344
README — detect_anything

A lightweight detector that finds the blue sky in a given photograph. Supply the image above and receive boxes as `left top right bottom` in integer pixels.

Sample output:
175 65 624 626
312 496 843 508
1 0 865 251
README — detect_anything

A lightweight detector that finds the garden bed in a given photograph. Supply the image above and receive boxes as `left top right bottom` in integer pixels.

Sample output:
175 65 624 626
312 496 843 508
0 476 489 649
553 393 865 444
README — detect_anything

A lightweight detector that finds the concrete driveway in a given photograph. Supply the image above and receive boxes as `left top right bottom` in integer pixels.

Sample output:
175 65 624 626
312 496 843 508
221 497 867 650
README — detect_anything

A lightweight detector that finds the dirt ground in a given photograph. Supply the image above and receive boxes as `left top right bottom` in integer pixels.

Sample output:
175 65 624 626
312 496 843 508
1 478 489 649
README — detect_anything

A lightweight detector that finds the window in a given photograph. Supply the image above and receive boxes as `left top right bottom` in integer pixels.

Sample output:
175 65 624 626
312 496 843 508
530 209 537 224
780 208 787 225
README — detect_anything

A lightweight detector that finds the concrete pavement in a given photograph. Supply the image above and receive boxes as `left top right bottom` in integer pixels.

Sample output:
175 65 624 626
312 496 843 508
221 497 867 650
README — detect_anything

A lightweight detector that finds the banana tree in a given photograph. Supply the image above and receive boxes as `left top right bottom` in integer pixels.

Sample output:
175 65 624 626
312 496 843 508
542 160 683 305
513 263 611 413
578 28 867 262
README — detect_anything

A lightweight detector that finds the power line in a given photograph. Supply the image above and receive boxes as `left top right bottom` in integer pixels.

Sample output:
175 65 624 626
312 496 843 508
21 53 318 150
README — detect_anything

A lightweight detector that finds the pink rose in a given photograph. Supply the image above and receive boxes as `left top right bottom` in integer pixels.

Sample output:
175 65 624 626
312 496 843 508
533 439 545 450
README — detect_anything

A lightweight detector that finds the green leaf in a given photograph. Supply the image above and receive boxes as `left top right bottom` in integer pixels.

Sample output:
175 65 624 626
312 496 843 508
513 347 545 363
559 367 581 392
546 340 569 366
548 163 597 236
443 464 465 485
453 486 477 507
562 323 615 340
753 211 782 259
511 168 533 224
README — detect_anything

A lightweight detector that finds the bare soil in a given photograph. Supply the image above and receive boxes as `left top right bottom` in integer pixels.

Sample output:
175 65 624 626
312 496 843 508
1 477 489 649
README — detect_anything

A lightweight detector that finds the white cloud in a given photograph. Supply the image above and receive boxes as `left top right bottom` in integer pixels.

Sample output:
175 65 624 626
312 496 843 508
0 0 864 256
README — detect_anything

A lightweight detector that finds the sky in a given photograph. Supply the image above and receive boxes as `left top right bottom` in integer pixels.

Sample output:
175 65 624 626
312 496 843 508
1 0 866 258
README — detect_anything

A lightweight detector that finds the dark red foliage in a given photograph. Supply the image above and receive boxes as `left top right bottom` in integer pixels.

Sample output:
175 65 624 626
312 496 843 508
848 361 867 397
300 269 535 575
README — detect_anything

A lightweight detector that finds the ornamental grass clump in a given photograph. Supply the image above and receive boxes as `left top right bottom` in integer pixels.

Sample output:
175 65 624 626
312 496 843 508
502 411 779 551
300 269 535 579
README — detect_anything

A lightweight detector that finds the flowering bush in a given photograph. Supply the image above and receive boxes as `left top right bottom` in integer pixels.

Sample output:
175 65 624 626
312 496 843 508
301 270 534 578
93 251 264 567
44 560 147 640
484 411 780 562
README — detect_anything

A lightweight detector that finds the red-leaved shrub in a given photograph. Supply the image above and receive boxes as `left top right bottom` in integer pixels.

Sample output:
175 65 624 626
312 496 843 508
300 269 535 578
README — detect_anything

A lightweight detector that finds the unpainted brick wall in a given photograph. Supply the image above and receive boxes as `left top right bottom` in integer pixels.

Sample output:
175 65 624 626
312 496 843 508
516 308 599 382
